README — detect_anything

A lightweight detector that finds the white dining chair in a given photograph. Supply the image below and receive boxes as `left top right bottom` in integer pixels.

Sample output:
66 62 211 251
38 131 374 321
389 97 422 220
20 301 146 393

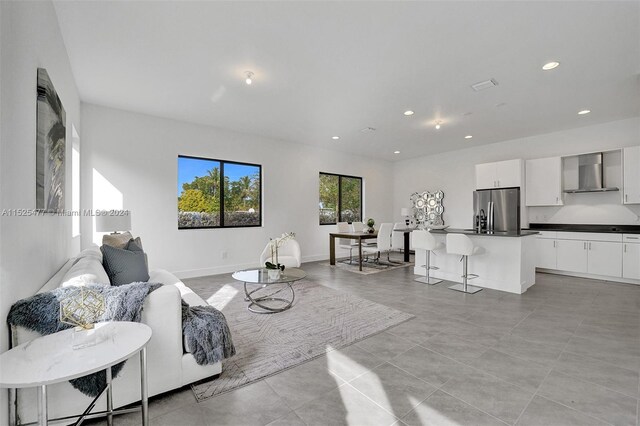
376 223 398 264
352 221 364 232
354 227 380 264
392 222 405 253
337 222 358 264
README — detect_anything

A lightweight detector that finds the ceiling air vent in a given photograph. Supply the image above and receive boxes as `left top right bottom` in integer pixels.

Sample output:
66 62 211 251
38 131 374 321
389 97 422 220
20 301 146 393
360 127 376 133
471 78 499 92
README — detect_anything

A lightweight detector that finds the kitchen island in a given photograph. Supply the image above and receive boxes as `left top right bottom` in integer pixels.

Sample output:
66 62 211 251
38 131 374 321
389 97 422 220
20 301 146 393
414 228 538 294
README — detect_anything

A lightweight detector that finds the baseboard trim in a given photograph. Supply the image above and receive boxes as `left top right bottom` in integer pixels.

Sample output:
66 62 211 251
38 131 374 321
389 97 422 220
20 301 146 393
301 253 331 263
173 262 258 279
537 268 640 286
172 253 333 279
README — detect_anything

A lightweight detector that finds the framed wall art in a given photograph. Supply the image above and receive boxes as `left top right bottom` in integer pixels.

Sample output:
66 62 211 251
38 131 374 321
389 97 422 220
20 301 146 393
36 68 66 212
410 190 445 228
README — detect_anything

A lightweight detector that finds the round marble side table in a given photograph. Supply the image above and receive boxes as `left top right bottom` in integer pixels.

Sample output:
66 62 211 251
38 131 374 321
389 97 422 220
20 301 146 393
0 321 152 426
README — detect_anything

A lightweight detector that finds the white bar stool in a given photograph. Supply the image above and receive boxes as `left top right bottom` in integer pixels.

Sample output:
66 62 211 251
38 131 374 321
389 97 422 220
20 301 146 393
412 230 443 285
446 233 483 294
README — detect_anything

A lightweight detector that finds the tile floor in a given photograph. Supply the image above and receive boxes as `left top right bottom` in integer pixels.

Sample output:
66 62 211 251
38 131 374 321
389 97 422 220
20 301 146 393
94 260 639 426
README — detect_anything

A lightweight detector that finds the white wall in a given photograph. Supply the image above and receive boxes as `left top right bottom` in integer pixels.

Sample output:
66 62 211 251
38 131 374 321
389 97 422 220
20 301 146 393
0 0 81 422
81 104 394 277
393 118 640 228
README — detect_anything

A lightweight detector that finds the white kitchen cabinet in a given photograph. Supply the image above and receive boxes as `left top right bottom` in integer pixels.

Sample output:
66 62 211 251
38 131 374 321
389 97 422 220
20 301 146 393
496 159 523 188
587 241 622 277
536 238 557 269
475 159 523 189
623 243 640 279
475 162 497 189
623 146 640 204
525 157 563 206
535 231 637 282
623 235 640 279
556 239 588 273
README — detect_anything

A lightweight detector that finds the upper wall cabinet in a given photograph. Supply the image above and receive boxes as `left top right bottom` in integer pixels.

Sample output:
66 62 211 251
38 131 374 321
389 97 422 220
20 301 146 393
525 157 563 206
623 146 640 204
475 159 523 189
475 163 497 189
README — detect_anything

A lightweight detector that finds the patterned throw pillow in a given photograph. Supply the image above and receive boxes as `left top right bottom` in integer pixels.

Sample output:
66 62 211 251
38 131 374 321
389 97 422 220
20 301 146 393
101 243 150 286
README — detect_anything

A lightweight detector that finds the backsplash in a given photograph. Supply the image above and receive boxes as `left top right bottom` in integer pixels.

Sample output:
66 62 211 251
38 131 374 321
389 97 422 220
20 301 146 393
528 191 640 225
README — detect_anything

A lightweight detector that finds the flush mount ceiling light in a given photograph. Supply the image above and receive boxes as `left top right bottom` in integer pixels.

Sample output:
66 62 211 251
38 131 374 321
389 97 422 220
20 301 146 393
435 121 441 130
403 110 414 116
394 150 400 154
331 136 340 140
578 109 591 115
244 71 254 85
542 61 560 70
465 135 473 139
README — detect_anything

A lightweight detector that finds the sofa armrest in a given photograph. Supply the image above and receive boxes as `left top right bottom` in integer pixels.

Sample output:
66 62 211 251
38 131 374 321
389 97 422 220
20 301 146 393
140 284 183 392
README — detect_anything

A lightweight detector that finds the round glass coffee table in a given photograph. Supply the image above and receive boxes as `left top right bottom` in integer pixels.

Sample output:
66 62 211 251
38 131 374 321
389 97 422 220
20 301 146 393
232 268 306 314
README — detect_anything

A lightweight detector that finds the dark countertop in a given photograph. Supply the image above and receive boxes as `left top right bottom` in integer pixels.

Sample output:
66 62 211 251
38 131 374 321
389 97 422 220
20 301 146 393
527 223 640 234
428 228 539 237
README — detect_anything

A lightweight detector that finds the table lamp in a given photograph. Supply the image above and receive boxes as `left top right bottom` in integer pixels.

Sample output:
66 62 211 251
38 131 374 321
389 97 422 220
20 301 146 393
400 208 411 226
96 211 131 234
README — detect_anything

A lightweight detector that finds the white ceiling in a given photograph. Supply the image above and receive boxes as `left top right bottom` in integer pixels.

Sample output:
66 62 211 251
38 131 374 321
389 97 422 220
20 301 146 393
53 1 640 161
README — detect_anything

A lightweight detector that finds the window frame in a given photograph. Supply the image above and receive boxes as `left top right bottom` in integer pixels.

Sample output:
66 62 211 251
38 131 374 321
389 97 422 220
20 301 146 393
319 172 363 225
178 154 262 230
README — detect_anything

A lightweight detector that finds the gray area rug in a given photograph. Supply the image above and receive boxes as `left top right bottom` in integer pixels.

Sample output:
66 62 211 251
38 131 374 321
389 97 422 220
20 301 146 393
322 258 414 275
190 280 413 402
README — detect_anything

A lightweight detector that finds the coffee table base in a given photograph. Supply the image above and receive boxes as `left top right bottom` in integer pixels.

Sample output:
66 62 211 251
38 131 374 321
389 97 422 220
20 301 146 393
243 282 295 314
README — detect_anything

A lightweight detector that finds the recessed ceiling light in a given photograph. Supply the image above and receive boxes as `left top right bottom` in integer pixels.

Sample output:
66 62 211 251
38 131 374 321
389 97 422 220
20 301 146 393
403 110 414 116
244 71 254 85
542 61 560 70
465 135 473 139
331 136 340 140
393 151 400 154
578 109 591 115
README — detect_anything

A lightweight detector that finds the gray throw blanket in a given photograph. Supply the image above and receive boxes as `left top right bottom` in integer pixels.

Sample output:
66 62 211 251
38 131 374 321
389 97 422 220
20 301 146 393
181 300 236 365
7 282 161 397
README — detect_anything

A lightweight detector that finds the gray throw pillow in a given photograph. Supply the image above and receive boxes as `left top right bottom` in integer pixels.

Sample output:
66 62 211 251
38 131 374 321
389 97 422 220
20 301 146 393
101 244 150 286
126 238 149 270
126 238 143 252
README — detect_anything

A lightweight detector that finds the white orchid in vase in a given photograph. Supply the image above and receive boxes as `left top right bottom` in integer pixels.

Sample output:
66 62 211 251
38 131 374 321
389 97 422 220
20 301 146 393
265 232 296 274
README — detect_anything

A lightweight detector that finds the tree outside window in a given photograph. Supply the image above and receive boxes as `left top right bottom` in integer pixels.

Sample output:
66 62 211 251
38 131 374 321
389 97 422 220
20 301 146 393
178 156 261 229
319 172 362 225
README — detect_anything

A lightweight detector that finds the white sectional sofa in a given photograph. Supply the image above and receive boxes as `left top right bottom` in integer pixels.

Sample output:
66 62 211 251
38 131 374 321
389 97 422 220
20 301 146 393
10 246 221 425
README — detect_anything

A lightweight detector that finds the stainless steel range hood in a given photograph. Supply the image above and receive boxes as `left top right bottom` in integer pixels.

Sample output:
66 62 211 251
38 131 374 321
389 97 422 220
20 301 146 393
564 152 619 193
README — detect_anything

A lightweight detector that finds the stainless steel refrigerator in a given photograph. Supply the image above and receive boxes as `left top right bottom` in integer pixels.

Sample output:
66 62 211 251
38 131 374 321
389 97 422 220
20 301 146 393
473 187 520 232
